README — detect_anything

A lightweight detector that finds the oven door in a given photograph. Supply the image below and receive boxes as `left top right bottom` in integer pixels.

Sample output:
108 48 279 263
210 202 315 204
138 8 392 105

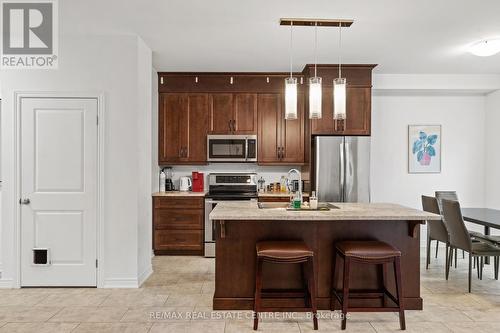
204 199 218 257
207 135 249 162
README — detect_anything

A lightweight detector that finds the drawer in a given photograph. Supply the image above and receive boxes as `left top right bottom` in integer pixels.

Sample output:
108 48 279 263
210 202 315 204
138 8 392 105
154 196 204 209
154 229 203 251
154 209 203 230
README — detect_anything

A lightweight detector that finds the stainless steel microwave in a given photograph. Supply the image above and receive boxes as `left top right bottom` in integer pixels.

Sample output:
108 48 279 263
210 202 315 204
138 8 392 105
207 135 257 162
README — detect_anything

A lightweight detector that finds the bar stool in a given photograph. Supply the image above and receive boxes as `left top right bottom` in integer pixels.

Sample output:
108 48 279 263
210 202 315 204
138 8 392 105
254 240 318 330
331 240 405 330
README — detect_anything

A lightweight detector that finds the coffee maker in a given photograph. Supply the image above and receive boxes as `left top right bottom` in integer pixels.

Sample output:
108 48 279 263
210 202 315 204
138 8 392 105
160 167 174 191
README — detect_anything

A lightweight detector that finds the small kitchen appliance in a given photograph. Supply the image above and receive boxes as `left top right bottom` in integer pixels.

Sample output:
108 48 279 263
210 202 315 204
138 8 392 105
160 167 174 192
192 172 204 192
179 176 192 192
207 135 257 162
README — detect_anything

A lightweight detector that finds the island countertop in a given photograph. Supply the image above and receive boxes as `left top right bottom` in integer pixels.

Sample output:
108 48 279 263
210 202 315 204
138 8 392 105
209 201 441 221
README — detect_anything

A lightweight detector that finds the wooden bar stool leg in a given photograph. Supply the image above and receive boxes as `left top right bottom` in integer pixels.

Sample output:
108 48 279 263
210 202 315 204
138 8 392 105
341 257 351 330
253 257 263 331
306 257 318 330
331 252 337 311
381 263 388 307
394 256 406 330
301 263 310 308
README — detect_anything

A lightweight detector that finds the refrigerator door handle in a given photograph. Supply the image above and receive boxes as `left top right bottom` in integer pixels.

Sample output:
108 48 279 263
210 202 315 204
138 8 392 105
339 141 345 202
345 141 354 202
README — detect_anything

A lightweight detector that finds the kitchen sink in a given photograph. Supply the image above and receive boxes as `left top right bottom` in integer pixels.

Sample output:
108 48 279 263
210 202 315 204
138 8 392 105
257 202 290 209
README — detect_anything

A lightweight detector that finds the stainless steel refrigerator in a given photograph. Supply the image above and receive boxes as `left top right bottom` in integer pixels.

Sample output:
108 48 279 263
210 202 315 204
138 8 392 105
312 136 371 203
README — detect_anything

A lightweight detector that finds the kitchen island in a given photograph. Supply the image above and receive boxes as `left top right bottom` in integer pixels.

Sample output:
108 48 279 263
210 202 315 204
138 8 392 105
209 201 441 311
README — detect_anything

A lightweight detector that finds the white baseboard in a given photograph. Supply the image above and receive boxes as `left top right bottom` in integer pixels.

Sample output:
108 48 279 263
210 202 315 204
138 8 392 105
0 279 15 288
102 277 139 288
138 265 153 287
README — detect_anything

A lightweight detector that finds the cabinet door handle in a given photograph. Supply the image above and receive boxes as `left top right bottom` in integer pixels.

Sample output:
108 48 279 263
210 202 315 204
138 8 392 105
183 147 187 157
228 120 232 132
232 119 236 132
179 148 183 157
281 147 285 160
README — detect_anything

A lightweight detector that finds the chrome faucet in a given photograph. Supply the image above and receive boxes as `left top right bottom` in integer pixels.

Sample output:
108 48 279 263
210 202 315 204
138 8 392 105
288 168 302 203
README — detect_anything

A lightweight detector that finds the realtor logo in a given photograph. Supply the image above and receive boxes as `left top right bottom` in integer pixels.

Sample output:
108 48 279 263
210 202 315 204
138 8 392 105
1 0 58 68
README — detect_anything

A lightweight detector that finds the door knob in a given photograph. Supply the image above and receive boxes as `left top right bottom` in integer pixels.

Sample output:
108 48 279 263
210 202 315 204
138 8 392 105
19 198 31 205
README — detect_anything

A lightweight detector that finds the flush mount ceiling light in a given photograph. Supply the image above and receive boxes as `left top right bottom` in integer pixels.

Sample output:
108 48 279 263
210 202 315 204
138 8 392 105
468 39 500 57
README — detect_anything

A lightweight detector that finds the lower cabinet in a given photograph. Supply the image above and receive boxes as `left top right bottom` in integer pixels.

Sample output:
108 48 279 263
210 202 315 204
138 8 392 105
153 196 204 255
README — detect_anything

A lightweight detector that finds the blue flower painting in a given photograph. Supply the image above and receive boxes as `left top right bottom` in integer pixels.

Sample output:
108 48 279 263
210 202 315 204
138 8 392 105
412 131 438 166
408 125 441 173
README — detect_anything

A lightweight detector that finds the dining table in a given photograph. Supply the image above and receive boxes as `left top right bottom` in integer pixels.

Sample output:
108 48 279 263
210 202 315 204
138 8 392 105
462 208 500 264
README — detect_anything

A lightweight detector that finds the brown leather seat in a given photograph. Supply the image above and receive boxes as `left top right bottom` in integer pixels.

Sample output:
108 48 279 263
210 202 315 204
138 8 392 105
256 241 313 261
254 240 318 330
336 240 401 260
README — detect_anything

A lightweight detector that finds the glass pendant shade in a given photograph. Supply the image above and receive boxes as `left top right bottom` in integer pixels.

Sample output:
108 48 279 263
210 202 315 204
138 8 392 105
333 77 346 120
285 77 298 120
309 77 322 119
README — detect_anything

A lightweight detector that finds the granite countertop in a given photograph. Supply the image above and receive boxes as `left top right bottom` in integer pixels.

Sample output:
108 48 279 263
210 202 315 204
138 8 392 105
209 201 442 221
258 192 310 197
152 191 207 197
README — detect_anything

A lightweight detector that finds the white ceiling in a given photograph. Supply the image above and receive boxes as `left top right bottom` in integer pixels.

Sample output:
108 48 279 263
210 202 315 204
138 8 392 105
62 0 500 74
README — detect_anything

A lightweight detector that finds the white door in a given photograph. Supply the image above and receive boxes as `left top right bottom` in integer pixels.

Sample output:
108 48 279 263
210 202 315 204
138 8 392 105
20 97 98 286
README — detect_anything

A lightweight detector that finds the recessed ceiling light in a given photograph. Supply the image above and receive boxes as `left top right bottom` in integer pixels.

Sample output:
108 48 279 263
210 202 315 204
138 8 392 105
468 39 500 57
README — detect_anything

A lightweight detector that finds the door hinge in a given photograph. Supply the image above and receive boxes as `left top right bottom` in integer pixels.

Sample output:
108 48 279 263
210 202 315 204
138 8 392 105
96 259 98 268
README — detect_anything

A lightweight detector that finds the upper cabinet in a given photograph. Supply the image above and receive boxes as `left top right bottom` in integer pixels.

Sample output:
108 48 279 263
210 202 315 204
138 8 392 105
209 93 257 134
305 65 376 136
209 94 234 134
159 93 209 165
257 93 305 165
234 94 258 134
157 67 375 166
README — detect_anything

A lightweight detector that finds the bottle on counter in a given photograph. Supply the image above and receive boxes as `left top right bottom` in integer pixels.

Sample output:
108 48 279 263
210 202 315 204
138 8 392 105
159 169 166 192
310 191 318 210
258 177 266 193
280 176 287 193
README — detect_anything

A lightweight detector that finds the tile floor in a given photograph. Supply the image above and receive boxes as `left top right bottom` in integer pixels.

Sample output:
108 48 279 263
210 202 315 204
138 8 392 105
1 251 500 332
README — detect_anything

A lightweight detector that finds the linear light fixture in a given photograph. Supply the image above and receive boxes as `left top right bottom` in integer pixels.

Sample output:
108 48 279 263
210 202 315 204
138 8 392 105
280 18 353 125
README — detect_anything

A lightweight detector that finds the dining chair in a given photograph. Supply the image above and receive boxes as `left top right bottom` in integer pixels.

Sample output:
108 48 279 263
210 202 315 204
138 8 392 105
435 191 484 267
442 199 500 292
421 196 449 275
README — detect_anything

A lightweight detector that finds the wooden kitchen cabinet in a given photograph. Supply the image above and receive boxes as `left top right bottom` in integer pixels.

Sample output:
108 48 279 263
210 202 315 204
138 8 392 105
209 93 257 134
234 94 258 134
209 94 233 134
158 93 209 165
257 93 305 165
153 196 204 255
311 87 371 136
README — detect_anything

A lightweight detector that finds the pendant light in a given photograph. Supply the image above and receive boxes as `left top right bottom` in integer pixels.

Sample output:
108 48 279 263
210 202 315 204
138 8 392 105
285 21 298 120
333 21 347 130
309 22 322 119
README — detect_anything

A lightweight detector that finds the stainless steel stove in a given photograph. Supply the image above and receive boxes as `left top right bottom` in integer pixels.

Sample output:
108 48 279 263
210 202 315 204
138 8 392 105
204 173 257 257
